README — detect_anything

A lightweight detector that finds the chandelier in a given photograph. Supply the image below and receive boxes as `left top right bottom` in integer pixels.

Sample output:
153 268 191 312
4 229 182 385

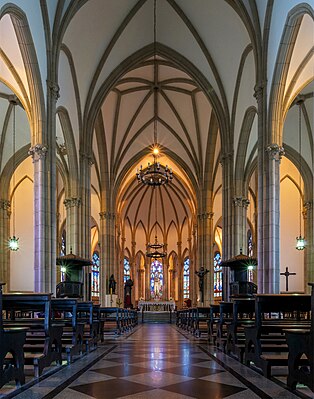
146 186 166 259
296 99 305 250
136 0 173 187
8 97 19 251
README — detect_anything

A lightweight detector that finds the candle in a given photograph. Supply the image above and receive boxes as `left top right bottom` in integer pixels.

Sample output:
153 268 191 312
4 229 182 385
110 287 112 295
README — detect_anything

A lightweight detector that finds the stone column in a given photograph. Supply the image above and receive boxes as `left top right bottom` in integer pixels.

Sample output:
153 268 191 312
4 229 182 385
0 200 11 290
233 197 250 254
99 211 115 306
220 152 234 300
303 201 313 290
264 144 285 293
162 244 168 300
46 81 59 296
29 144 48 292
63 197 81 254
145 255 151 299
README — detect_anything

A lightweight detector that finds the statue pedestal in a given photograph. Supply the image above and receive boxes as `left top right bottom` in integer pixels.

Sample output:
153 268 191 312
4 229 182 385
104 294 118 307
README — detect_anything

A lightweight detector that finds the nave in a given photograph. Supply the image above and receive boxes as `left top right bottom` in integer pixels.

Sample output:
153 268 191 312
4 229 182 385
2 325 306 399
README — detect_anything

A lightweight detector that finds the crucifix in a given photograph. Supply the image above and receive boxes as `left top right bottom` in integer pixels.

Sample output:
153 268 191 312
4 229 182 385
280 267 296 292
195 266 209 303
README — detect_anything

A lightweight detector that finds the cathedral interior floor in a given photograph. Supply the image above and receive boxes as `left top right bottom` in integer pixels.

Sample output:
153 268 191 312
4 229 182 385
1 324 313 399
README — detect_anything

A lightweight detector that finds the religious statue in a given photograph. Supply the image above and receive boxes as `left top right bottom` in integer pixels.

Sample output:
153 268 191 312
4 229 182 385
195 266 209 303
124 278 134 308
109 274 116 294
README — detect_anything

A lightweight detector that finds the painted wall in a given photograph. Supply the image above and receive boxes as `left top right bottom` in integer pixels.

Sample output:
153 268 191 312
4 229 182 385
280 158 304 292
10 157 34 292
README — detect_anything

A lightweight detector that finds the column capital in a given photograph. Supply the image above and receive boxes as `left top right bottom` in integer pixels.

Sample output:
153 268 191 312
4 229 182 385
0 199 11 216
64 197 81 209
80 152 94 166
219 151 233 166
99 211 115 220
253 81 266 104
47 80 60 101
303 201 312 219
266 144 285 161
28 144 48 162
197 212 214 220
233 196 250 208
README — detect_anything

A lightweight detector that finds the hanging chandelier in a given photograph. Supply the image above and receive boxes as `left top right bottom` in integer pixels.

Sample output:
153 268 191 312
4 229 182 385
136 0 173 187
296 99 305 251
8 97 19 251
146 186 167 259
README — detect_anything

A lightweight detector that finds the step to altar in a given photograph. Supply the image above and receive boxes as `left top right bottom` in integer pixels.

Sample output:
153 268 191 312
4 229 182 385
141 311 173 324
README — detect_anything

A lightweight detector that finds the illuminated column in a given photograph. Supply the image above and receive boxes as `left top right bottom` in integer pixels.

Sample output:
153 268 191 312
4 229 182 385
262 144 284 293
63 197 81 254
0 200 11 290
99 211 115 306
29 144 48 292
233 197 250 254
303 201 313 290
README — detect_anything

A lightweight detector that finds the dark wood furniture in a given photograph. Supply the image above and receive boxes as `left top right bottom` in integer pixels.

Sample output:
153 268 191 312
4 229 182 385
2 293 63 378
51 298 84 363
0 283 27 388
244 294 311 378
285 283 313 392
77 301 100 351
207 304 220 344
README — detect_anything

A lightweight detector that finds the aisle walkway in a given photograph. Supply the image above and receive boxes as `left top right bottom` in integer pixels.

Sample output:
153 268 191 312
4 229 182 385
10 325 302 399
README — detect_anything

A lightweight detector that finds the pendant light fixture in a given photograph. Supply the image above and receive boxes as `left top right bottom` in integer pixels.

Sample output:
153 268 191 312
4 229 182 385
8 97 19 251
136 0 173 187
146 186 166 259
295 99 305 251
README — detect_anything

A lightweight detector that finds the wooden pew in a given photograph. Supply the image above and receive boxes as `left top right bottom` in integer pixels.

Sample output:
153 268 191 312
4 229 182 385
51 298 84 363
207 304 220 344
226 298 255 362
2 293 63 378
77 301 100 351
244 294 311 378
216 302 233 351
0 283 27 388
285 283 313 392
192 307 211 337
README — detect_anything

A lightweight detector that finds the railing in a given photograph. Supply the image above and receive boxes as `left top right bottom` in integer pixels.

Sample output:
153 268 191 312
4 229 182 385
230 281 257 297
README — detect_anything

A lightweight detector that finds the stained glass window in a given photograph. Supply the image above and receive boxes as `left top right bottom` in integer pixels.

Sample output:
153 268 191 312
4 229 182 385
60 231 66 282
247 229 253 257
124 257 131 283
91 251 100 297
183 258 190 298
213 252 222 297
247 230 254 282
150 260 163 299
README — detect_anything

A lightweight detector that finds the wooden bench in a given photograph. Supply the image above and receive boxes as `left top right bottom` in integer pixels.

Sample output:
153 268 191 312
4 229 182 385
244 294 311 378
0 283 28 388
51 298 84 363
226 298 255 362
2 293 63 378
207 304 220 344
285 283 313 392
192 307 211 337
77 301 100 351
216 302 233 351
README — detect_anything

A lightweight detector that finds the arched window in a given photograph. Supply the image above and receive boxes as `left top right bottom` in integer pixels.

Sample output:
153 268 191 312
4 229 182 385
60 230 66 282
150 260 163 299
91 251 100 297
183 257 190 298
124 257 131 283
247 230 254 282
247 229 253 257
213 252 222 298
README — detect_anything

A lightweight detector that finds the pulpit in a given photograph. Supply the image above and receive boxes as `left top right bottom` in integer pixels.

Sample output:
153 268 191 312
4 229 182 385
56 251 92 298
221 251 257 298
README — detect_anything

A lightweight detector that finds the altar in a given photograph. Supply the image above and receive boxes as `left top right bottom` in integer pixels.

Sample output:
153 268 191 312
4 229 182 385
138 300 175 312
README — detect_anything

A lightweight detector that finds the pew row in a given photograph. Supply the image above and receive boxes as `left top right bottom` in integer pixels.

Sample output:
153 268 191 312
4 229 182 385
2 293 63 378
0 283 27 388
244 294 311 378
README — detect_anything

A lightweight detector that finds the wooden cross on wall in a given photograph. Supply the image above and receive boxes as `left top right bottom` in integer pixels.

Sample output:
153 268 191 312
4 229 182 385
280 267 296 292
